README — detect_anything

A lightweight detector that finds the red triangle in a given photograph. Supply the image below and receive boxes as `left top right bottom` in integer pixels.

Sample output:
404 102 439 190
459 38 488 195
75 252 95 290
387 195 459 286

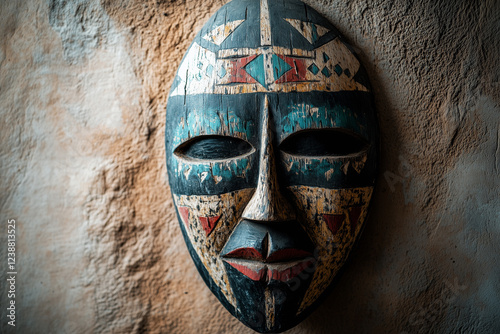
348 207 363 236
323 214 344 235
274 55 307 83
199 215 221 236
178 206 190 229
229 55 258 84
224 260 265 281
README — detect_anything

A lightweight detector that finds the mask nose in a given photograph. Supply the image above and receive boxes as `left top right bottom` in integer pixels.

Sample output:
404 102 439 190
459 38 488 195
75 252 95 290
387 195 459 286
241 96 296 222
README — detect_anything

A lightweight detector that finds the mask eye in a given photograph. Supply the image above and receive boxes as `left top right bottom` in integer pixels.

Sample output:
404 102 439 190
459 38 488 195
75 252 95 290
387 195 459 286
174 135 254 160
279 129 369 157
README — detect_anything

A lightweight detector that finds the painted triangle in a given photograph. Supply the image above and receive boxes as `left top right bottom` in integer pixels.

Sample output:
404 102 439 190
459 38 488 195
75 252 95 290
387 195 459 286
274 55 308 83
229 55 258 84
243 54 266 87
224 260 266 281
199 215 221 236
284 18 330 44
272 54 292 80
178 206 190 230
323 214 344 235
202 19 245 46
348 207 363 236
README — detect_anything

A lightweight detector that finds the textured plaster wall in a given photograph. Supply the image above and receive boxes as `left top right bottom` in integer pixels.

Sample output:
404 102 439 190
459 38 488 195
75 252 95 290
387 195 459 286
0 0 499 333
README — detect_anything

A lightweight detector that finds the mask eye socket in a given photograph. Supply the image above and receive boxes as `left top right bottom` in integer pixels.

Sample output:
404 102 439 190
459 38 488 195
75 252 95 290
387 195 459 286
174 135 254 160
279 129 369 157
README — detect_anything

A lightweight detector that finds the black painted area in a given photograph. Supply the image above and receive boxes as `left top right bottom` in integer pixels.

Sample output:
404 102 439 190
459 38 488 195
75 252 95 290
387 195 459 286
221 220 314 260
264 221 314 258
194 0 341 52
224 262 314 333
178 206 315 334
197 0 260 51
221 220 269 258
175 135 254 160
176 210 236 316
280 128 369 157
268 0 340 50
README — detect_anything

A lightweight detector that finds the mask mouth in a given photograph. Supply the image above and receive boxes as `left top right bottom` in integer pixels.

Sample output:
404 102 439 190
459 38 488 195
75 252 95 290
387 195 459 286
223 257 315 283
221 219 316 283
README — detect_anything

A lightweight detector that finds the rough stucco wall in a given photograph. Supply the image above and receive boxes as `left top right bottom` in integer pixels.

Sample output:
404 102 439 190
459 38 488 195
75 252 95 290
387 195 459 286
0 0 499 333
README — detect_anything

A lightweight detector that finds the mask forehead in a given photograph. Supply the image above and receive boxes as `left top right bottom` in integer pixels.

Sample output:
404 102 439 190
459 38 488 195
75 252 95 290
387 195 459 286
167 0 369 97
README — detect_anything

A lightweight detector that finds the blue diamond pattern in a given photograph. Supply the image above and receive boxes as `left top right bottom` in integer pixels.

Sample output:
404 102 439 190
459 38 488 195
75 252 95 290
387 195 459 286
205 65 214 77
334 64 343 76
218 66 227 78
311 24 319 43
321 66 331 78
323 52 330 63
272 54 292 80
244 54 266 87
308 63 319 75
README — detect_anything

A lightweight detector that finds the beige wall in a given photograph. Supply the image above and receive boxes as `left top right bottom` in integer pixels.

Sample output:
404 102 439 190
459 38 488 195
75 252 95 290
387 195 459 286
1 0 499 333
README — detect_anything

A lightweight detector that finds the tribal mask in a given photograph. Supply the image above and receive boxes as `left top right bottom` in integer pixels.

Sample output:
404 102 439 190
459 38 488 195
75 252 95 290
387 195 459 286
165 0 378 332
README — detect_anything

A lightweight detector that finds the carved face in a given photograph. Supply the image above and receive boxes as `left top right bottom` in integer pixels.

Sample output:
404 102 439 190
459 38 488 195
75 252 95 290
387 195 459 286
165 0 378 332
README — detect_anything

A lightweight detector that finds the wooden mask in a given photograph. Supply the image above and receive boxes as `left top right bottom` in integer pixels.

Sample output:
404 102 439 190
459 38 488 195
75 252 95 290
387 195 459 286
165 0 378 332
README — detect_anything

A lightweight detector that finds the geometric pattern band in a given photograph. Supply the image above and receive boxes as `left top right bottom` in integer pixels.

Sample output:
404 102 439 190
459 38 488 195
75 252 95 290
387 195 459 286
170 38 369 96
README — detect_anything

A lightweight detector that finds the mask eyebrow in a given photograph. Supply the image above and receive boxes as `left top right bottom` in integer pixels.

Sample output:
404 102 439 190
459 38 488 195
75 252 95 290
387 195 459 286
172 108 256 149
278 101 369 143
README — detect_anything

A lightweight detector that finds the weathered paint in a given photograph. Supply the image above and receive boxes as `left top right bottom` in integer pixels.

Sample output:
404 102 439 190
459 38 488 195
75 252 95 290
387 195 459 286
264 288 275 330
260 0 271 46
199 215 221 236
280 103 365 139
173 156 254 189
174 188 255 307
323 213 344 235
241 97 296 222
172 108 255 148
170 38 368 96
202 19 246 46
284 18 330 44
243 54 267 87
165 0 378 332
281 152 368 180
224 259 315 282
286 185 373 313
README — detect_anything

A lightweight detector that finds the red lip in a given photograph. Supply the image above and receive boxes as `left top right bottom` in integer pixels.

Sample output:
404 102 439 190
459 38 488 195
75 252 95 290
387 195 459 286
224 247 313 262
223 246 315 282
224 258 315 282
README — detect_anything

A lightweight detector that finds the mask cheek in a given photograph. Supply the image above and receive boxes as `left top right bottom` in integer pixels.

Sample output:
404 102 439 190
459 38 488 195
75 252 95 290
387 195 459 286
173 189 254 308
287 185 373 314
